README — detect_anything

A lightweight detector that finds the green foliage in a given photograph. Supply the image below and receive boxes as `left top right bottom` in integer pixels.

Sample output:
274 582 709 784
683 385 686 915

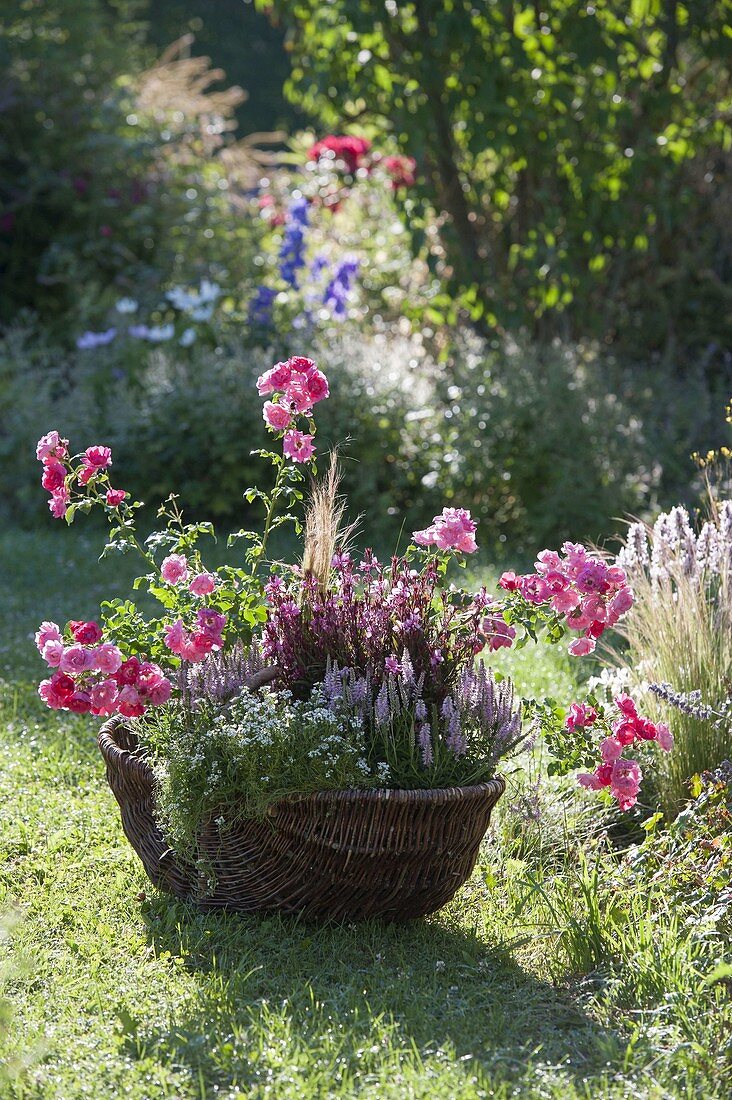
261 0 731 365
410 335 657 554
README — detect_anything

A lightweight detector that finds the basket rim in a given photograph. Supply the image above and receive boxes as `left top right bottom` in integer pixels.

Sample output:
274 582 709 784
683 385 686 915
98 716 506 805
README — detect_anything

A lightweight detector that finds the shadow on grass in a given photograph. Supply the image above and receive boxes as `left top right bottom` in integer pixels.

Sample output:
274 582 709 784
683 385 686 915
137 896 622 1094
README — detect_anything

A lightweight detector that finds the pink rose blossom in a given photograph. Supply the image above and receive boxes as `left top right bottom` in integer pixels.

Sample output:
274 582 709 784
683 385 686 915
615 694 638 719
535 549 562 574
115 657 141 686
181 632 215 663
161 554 188 585
164 620 188 656
607 586 634 619
581 595 607 622
105 488 127 507
600 736 624 764
67 691 92 714
90 679 119 716
656 722 674 752
48 489 69 518
413 508 478 554
551 589 581 614
94 642 123 675
262 401 293 431
36 431 67 463
41 460 66 492
117 685 145 718
41 639 65 668
146 679 172 707
306 369 329 404
189 573 217 597
35 621 62 652
498 571 519 591
565 703 597 731
610 759 642 811
60 644 97 675
519 575 551 604
257 361 293 396
283 430 316 464
567 636 596 657
613 720 637 747
70 620 103 645
38 677 68 709
84 445 112 469
77 464 96 487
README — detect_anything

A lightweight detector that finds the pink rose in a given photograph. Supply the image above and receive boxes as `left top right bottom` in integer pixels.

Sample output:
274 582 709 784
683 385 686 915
38 678 66 710
41 639 65 668
565 703 597 731
94 642 123 675
115 657 141 686
256 361 293 396
498 571 520 591
161 554 188 585
656 722 674 752
613 720 637 747
283 430 315 464
306 369 329 404
60 644 97 675
284 379 314 414
600 736 623 764
519 575 552 604
77 464 96 486
606 565 628 586
117 685 145 718
535 549 562 574
105 488 127 507
615 694 638 719
84 445 112 469
607 586 634 620
67 691 92 714
136 662 166 694
90 679 119 716
36 431 67 463
35 621 62 652
262 401 293 431
551 589 581 615
189 573 217 597
164 620 188 656
181 632 215 663
146 679 172 706
581 595 606 623
70 620 103 645
48 489 69 519
610 759 642 811
413 508 478 555
567 636 595 657
41 460 66 492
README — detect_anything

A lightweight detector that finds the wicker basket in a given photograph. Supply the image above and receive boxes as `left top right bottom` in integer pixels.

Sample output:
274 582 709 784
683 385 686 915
98 716 505 921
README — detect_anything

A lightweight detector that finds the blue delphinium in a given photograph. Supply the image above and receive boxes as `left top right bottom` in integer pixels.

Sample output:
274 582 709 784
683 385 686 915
278 196 309 288
323 257 359 319
249 285 277 327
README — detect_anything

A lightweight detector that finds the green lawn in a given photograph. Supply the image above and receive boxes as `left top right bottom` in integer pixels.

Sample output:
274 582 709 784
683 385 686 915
1 528 730 1098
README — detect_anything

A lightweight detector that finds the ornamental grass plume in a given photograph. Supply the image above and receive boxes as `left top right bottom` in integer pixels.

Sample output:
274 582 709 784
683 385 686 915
612 501 732 816
301 452 357 595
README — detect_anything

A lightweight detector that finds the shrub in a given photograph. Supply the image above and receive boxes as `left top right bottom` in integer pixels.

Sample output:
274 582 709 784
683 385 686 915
411 333 657 556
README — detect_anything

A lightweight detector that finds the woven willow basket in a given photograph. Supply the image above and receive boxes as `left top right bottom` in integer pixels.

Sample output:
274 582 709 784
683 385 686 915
99 716 505 921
